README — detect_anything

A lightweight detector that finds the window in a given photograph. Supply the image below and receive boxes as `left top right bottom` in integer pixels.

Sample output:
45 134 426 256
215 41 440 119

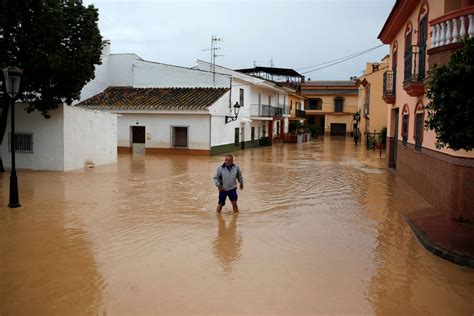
290 100 293 111
402 115 409 146
335 97 344 112
308 98 322 110
414 102 424 152
415 113 423 151
276 121 280 136
9 133 33 153
172 126 188 148
418 5 428 81
251 127 255 143
404 22 413 83
268 95 272 106
234 128 239 146
239 88 244 107
401 105 409 147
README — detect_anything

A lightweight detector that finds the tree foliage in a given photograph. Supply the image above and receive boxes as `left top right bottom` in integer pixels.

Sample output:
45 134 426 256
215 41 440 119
425 37 474 151
0 0 103 117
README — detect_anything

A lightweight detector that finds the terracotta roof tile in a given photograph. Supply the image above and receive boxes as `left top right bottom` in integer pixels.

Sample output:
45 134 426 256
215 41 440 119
77 86 230 111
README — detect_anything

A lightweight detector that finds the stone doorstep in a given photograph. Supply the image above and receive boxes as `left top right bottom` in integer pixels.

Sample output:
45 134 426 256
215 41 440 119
405 214 474 268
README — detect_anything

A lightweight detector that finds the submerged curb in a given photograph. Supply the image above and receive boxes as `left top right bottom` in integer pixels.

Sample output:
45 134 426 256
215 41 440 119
405 216 474 268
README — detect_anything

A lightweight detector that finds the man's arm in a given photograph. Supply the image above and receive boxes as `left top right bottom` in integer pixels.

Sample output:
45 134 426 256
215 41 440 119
213 167 223 190
237 167 244 189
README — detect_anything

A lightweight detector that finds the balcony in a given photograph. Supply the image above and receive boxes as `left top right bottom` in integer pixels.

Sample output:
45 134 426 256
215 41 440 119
251 104 287 118
382 70 396 104
428 6 474 67
403 45 426 97
295 109 306 118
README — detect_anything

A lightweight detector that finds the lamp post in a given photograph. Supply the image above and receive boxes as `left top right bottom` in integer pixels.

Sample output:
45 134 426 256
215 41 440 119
225 102 241 124
353 112 361 146
4 66 22 208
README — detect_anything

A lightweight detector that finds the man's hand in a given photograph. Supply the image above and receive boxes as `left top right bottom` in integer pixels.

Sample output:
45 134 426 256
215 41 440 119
239 183 244 190
218 186 224 192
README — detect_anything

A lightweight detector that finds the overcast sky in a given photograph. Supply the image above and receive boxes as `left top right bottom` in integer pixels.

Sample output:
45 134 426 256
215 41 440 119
83 0 395 80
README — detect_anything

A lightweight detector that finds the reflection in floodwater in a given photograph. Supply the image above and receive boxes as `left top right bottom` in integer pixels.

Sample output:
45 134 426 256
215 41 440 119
213 213 242 273
1 138 473 314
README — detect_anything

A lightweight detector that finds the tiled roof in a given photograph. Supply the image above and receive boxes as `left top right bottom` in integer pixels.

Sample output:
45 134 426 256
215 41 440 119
77 86 230 111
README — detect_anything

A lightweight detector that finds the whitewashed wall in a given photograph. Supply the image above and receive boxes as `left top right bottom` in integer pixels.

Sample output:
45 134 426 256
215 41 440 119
63 106 117 170
133 60 230 88
117 112 212 150
78 44 112 102
77 43 232 105
2 103 65 170
2 104 117 171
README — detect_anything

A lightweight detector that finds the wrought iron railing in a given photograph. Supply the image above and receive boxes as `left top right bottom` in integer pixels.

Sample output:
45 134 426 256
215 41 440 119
383 70 396 97
295 109 306 118
251 104 286 117
404 45 426 84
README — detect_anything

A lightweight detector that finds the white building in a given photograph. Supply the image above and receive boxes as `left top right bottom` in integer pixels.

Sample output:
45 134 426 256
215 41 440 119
77 42 290 155
1 104 117 171
195 60 290 148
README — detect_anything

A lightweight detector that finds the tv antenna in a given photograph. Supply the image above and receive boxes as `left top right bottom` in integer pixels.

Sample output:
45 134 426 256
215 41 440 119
202 35 223 86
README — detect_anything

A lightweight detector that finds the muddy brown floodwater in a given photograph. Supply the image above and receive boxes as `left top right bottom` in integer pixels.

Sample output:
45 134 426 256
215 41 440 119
1 138 473 315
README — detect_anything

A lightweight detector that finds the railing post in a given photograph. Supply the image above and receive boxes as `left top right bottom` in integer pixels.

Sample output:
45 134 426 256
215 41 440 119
460 16 467 37
446 19 452 44
452 18 459 43
468 14 474 37
440 21 446 46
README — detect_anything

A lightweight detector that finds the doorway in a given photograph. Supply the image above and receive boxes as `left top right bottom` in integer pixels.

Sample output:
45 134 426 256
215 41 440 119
132 126 146 155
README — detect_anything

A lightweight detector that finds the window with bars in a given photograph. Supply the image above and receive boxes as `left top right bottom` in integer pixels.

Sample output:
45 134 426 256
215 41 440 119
334 97 344 113
239 88 244 107
9 133 33 153
308 98 322 110
415 113 423 151
402 115 409 147
172 126 188 148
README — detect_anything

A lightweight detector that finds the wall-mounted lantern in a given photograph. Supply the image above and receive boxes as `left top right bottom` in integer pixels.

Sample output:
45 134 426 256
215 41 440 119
225 102 241 124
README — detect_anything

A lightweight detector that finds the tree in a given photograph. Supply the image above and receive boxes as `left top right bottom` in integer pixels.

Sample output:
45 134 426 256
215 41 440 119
0 0 103 171
425 37 474 151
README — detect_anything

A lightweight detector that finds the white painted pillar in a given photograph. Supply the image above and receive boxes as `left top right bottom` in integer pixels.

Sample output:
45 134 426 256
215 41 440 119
431 25 437 48
468 15 474 38
446 20 452 44
434 24 440 47
440 22 446 46
460 16 467 37
452 18 459 43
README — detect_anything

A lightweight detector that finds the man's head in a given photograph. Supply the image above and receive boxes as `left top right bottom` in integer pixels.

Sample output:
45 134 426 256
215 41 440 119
224 154 234 167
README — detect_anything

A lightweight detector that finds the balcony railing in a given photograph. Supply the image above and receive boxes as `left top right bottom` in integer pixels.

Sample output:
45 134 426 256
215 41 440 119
383 70 396 97
404 45 426 85
295 109 306 118
251 104 286 117
430 7 474 49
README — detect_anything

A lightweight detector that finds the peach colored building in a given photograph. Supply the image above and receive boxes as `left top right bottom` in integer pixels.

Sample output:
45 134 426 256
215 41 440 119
379 0 474 222
301 81 359 136
356 57 389 144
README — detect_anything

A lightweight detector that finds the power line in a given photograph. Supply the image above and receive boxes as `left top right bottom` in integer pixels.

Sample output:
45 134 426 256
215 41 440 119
298 44 385 75
296 45 384 71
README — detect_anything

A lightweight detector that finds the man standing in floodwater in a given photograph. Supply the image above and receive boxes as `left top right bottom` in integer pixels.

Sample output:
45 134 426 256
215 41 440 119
213 154 244 213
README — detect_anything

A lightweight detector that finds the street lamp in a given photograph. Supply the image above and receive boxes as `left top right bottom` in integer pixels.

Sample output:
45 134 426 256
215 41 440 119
225 102 241 124
353 111 361 146
4 66 23 208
